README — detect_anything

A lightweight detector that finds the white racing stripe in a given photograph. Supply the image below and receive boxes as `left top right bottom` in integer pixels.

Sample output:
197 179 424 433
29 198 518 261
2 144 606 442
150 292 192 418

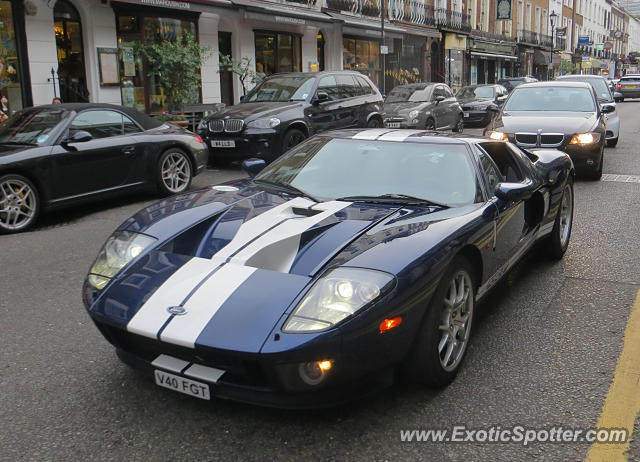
351 128 393 140
377 130 423 141
159 264 257 348
126 257 221 339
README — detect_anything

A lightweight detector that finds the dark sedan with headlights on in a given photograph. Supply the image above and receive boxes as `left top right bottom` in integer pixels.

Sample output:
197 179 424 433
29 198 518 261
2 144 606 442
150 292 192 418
198 72 384 163
486 81 611 179
457 84 508 127
383 83 464 132
0 103 208 234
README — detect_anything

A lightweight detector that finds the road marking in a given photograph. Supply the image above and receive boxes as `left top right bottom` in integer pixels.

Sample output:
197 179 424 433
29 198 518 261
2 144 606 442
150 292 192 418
586 289 640 461
601 174 640 183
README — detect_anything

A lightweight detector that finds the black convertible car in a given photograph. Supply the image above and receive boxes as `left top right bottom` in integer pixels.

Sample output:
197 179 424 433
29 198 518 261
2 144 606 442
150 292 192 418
0 103 208 233
83 129 574 408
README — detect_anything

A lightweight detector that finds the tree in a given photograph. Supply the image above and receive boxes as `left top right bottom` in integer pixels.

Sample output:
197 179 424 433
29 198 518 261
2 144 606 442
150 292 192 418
138 31 212 112
218 54 259 97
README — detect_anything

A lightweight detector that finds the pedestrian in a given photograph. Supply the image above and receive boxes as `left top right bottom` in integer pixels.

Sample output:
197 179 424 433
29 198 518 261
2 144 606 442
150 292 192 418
52 97 62 104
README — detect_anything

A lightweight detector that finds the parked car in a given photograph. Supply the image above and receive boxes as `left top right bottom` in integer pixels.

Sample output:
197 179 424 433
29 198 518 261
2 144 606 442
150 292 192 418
497 76 538 92
614 75 640 101
456 84 508 127
383 83 464 131
487 81 611 179
0 103 208 234
83 128 574 408
556 74 620 147
198 71 384 163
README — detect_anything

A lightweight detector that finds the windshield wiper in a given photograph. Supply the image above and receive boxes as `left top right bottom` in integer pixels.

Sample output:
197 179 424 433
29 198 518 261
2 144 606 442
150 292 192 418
336 194 450 208
252 179 319 203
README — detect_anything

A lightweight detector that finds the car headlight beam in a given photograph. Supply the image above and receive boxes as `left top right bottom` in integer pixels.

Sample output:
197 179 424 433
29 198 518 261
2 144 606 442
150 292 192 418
247 117 281 129
88 231 156 290
488 131 508 141
282 267 394 333
569 132 600 145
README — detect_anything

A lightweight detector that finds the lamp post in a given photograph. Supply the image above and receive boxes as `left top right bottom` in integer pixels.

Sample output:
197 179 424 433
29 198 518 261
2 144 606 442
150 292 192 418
549 11 558 80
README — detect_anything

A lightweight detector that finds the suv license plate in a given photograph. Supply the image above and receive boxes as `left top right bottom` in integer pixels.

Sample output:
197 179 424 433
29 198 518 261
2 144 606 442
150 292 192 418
211 140 235 148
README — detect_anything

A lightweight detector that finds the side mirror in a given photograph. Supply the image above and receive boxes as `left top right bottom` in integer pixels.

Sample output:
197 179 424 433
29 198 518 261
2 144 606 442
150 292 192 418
487 104 501 113
314 91 329 105
495 181 534 202
242 158 267 178
61 130 92 148
601 104 615 114
434 95 445 104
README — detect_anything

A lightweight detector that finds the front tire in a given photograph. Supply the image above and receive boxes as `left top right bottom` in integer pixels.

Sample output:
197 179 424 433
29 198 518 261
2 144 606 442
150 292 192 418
546 178 574 259
281 128 307 154
425 118 436 131
453 115 464 133
588 149 604 181
0 174 40 234
157 148 193 196
404 256 476 387
366 117 382 128
606 137 618 148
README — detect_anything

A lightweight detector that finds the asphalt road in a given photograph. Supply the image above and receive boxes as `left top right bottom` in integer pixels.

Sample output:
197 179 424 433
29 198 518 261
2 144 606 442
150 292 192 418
2 105 640 462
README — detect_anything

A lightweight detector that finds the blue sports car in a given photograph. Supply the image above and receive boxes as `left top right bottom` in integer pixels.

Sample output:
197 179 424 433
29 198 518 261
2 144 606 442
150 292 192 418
83 129 574 408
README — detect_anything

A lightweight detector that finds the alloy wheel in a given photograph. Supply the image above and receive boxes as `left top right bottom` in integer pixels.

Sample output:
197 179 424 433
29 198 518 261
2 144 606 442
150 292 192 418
161 152 191 193
437 270 474 372
0 178 37 231
559 185 573 248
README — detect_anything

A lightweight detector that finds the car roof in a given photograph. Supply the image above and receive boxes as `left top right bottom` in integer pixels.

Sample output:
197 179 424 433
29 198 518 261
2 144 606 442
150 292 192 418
516 81 593 89
267 71 371 78
26 103 162 130
557 74 605 80
320 128 495 146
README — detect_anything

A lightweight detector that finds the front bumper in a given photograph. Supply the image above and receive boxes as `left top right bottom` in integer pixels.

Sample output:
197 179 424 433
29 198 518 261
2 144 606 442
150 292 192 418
617 88 640 98
562 142 603 171
604 113 620 140
461 110 491 126
200 129 280 161
384 117 422 129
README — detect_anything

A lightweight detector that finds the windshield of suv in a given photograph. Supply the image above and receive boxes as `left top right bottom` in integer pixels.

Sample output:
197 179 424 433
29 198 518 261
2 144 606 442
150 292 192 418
255 137 479 206
385 85 433 103
245 76 315 103
0 109 66 146
457 86 495 99
560 77 612 101
504 86 596 112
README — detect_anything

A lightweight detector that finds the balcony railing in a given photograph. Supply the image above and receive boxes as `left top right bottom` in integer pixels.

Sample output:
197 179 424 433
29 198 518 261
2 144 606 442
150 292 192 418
539 34 553 48
470 29 516 43
434 8 471 32
388 0 430 26
517 29 555 49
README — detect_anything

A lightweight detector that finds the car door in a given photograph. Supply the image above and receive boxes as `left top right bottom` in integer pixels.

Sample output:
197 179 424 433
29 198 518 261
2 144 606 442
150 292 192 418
306 75 348 133
49 109 140 200
431 85 448 129
335 74 360 128
442 85 459 128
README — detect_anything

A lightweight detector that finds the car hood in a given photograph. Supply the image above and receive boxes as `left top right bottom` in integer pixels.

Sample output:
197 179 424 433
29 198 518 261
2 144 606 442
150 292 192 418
498 111 597 134
209 101 304 122
89 182 478 353
384 101 430 115
458 98 494 107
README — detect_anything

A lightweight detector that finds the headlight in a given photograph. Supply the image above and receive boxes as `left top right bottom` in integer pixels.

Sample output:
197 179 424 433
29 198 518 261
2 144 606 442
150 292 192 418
488 131 508 141
282 267 394 332
409 110 420 119
246 117 280 129
87 231 157 290
569 132 600 145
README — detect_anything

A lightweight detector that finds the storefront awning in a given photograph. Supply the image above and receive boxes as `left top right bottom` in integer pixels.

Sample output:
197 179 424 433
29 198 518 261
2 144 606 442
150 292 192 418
326 11 406 40
470 51 518 61
234 0 336 26
397 24 441 39
533 49 549 65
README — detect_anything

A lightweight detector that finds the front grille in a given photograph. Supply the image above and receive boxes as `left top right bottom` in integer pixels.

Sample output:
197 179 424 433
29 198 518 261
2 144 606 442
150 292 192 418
209 119 224 133
224 119 244 133
462 106 472 111
515 132 564 147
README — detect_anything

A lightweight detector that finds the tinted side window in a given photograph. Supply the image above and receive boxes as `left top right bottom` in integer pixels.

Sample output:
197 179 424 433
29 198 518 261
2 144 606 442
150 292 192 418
478 141 524 182
317 75 340 101
433 86 446 99
477 146 503 195
356 75 373 95
70 110 124 139
336 75 358 98
123 114 142 134
442 86 454 98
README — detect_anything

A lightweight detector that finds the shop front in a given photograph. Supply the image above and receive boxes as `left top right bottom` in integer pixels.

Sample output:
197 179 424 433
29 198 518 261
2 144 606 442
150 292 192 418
0 0 31 114
444 33 467 91
469 38 517 85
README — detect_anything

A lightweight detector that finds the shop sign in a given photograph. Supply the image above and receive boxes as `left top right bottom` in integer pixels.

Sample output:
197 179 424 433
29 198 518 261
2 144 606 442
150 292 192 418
604 41 613 50
595 43 604 51
275 16 306 25
578 36 590 46
556 27 567 37
496 0 512 20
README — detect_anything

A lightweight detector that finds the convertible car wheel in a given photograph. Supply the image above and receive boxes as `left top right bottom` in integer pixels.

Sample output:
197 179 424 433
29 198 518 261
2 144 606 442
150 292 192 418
158 149 192 195
405 257 475 387
0 174 39 234
546 179 574 259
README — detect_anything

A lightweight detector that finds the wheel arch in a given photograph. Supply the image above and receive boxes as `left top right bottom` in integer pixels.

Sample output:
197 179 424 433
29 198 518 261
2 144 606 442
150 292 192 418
285 121 310 137
159 143 196 172
456 244 483 290
0 168 47 206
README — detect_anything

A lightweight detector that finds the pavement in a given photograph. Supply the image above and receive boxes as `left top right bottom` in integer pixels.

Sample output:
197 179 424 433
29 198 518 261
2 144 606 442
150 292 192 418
1 104 640 462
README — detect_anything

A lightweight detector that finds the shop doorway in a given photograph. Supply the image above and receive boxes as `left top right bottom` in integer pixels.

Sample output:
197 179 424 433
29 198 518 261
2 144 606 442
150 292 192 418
218 32 234 106
431 41 443 83
54 0 88 102
477 59 486 84
487 60 496 83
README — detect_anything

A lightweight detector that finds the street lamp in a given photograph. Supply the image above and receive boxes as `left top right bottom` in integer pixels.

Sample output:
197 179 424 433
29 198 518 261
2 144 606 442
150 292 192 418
549 11 558 80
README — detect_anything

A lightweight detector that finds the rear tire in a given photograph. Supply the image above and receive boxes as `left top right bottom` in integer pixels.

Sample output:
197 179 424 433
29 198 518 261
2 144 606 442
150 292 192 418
606 137 618 148
0 174 40 234
453 115 464 133
404 256 476 387
366 117 382 128
157 148 193 196
545 178 574 260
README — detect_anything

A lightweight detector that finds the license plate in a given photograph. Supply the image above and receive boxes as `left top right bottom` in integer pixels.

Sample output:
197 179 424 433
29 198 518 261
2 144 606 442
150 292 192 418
154 369 210 400
464 112 470 118
386 122 401 128
625 85 636 89
211 140 235 148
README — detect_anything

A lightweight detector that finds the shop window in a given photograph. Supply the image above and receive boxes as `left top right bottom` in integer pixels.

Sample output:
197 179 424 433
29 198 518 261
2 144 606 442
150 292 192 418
54 0 88 102
342 37 380 87
0 0 25 114
255 32 302 76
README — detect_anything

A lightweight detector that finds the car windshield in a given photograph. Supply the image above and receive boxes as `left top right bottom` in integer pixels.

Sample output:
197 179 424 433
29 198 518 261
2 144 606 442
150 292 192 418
504 86 596 112
245 76 315 103
560 77 612 101
255 137 479 206
386 86 432 103
0 109 66 146
457 86 495 99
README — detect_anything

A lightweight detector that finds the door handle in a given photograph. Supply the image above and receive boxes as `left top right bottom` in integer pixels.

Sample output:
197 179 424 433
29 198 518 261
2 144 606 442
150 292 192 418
122 146 135 155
